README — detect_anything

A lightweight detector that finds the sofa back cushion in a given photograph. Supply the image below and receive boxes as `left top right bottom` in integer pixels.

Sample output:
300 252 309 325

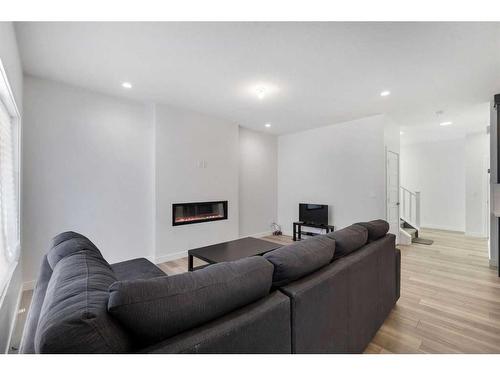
35 243 132 353
355 220 389 242
263 235 335 287
327 224 368 260
108 256 273 344
47 231 100 269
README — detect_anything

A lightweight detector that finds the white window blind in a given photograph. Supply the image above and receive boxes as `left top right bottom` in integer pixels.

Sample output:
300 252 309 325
0 98 18 294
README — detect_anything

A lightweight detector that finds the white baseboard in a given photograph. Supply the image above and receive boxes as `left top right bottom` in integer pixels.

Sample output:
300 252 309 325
421 225 465 233
465 231 488 238
249 231 273 238
155 250 188 264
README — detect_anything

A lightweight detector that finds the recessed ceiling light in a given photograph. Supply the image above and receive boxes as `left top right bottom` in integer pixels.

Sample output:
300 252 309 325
256 87 267 100
380 90 391 97
440 121 453 126
121 82 132 89
265 123 271 128
400 131 404 135
248 83 279 100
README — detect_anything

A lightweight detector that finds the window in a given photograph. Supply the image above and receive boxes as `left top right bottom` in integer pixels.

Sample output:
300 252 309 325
0 62 20 296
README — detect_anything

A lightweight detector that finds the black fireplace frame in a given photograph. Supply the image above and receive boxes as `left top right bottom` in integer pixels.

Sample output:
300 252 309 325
172 200 228 226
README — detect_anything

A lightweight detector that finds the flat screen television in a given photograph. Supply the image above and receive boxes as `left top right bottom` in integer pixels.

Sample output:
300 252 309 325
299 203 328 225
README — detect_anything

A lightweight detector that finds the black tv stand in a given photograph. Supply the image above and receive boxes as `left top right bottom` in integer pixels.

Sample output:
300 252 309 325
293 221 335 241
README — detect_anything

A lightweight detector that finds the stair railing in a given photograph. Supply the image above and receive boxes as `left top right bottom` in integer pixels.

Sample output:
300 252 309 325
400 186 421 228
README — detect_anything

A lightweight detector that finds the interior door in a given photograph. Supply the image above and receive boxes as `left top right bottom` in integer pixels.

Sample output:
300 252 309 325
386 150 400 242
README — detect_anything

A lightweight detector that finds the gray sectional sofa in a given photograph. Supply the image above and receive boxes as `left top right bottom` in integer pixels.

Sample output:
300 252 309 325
20 219 400 354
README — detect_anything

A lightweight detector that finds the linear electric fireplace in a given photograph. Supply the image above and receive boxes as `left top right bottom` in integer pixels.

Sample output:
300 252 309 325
172 201 228 226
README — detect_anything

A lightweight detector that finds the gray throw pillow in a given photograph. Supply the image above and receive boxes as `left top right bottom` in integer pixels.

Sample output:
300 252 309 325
263 235 335 287
327 224 368 260
355 220 389 242
108 256 273 343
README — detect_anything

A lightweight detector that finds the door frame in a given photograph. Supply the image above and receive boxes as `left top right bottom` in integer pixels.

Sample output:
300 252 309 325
385 148 400 243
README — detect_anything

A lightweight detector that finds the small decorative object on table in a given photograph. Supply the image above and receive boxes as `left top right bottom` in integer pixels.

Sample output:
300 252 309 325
271 222 282 236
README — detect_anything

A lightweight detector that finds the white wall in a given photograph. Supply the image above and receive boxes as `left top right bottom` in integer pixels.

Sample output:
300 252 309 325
239 127 278 236
22 76 155 283
384 117 401 155
277 115 387 234
154 103 239 262
0 21 23 353
400 139 466 232
465 131 489 237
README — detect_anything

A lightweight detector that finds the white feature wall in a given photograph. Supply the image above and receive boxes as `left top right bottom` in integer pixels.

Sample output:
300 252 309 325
154 104 239 262
278 115 387 234
22 77 277 278
400 139 466 232
22 76 155 283
239 127 278 236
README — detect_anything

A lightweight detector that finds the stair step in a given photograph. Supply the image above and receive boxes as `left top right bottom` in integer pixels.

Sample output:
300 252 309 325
402 228 417 238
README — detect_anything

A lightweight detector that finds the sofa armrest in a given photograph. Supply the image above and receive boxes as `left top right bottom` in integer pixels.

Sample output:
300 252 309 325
20 255 53 354
110 258 166 281
138 291 291 354
279 234 398 353
279 259 351 353
395 248 401 301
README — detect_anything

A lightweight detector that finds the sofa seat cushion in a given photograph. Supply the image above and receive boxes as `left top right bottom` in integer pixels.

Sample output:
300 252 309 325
35 250 132 353
263 235 335 287
327 224 368 260
355 220 389 242
111 258 166 281
108 256 273 344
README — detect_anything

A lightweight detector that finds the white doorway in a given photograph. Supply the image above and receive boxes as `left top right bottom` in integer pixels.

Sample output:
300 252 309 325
386 149 400 242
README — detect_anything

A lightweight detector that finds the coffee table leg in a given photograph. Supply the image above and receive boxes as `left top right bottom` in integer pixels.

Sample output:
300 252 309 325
293 223 297 241
188 254 194 272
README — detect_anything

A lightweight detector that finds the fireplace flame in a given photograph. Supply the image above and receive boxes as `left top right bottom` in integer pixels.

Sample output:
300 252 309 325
175 214 225 223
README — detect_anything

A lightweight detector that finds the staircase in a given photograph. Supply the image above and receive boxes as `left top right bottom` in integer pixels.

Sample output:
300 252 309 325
399 187 421 245
400 218 419 245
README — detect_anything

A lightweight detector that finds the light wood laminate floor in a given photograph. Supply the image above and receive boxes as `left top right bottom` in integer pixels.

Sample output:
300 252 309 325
159 229 500 354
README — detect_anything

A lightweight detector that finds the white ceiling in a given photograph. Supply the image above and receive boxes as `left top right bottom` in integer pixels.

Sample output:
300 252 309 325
14 22 500 135
400 102 490 145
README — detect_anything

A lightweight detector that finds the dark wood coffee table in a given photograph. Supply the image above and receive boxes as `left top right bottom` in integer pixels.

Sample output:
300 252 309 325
188 237 282 271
